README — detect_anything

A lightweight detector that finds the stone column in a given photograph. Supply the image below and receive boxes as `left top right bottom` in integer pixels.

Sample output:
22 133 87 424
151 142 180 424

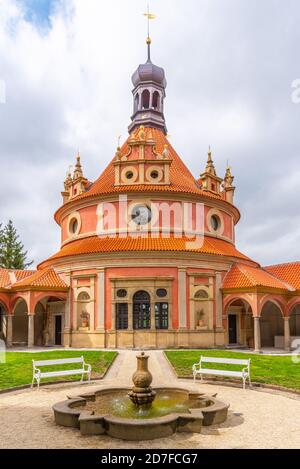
178 268 187 329
6 315 13 347
28 314 34 348
254 316 261 353
97 269 105 330
150 301 156 330
128 301 133 330
284 317 291 352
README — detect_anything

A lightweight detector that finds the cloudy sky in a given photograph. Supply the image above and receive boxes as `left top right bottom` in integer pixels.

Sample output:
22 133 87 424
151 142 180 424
0 0 299 267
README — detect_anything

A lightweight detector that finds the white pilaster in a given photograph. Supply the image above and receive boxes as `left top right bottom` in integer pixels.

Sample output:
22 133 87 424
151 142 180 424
178 269 187 329
97 269 105 330
215 273 223 328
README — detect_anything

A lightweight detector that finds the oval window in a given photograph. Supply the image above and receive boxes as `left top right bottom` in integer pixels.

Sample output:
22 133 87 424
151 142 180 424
126 171 134 180
117 289 127 298
150 170 159 179
70 218 79 234
156 288 167 298
211 215 220 231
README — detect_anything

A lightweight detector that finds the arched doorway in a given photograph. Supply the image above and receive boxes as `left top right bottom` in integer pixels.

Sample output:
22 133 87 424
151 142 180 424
226 298 254 347
290 304 300 338
33 296 66 346
12 299 28 346
133 291 151 330
260 301 284 347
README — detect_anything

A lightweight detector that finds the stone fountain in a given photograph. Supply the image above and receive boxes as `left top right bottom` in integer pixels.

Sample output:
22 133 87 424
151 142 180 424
128 352 156 406
53 352 229 440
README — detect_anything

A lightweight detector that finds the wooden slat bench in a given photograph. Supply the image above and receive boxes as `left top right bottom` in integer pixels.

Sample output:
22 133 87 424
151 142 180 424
192 356 251 390
31 356 92 389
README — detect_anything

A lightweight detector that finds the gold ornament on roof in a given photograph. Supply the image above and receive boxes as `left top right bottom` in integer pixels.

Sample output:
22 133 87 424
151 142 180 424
162 144 169 159
138 125 146 141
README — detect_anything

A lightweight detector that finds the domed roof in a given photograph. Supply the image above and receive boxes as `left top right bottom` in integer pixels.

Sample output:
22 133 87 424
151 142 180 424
132 60 167 88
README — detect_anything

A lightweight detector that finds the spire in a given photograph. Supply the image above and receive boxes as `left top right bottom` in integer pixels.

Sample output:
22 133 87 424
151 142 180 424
200 146 223 194
73 152 83 180
144 4 155 62
222 163 236 204
205 146 217 176
129 7 167 135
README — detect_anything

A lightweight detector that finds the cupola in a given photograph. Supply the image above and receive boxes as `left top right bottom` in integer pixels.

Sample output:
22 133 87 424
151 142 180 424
128 32 167 134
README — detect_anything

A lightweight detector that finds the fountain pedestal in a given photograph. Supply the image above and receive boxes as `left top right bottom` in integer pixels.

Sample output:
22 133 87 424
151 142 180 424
128 352 156 406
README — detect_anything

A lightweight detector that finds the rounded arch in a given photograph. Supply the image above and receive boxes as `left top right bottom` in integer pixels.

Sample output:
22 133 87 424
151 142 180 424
12 298 28 345
194 289 209 299
12 296 29 314
33 294 67 346
152 90 160 110
286 298 300 316
133 290 151 302
129 288 154 302
0 294 10 313
259 295 286 317
289 303 300 337
224 296 253 314
141 89 150 109
260 300 284 348
31 292 67 313
134 93 139 112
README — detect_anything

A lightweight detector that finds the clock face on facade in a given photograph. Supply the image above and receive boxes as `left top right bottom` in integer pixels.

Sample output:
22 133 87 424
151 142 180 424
131 204 152 226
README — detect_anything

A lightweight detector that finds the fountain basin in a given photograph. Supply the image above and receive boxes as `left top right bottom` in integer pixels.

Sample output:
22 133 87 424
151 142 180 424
53 387 229 441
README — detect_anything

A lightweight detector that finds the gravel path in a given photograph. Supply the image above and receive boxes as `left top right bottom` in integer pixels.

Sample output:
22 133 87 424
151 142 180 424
0 350 299 449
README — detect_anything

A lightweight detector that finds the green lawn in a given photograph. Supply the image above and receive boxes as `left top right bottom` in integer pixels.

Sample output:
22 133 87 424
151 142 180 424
165 350 300 391
0 350 117 391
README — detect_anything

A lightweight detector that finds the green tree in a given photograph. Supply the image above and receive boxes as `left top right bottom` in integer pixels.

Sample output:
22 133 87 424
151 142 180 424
0 220 33 270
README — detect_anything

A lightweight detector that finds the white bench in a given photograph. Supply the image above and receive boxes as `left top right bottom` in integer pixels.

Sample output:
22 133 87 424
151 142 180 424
31 356 92 389
192 356 251 390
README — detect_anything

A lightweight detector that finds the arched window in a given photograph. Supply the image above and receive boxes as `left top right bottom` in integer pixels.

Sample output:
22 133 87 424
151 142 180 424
134 93 139 112
77 292 90 302
142 90 150 109
152 91 160 110
195 290 209 299
133 291 151 329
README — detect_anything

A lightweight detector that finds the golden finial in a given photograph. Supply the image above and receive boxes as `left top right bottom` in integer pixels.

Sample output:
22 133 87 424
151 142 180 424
143 4 156 62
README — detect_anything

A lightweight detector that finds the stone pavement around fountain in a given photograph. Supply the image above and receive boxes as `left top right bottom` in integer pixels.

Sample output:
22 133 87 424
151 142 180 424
0 350 300 449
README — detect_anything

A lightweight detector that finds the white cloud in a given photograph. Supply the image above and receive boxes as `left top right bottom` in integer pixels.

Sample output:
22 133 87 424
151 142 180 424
0 0 299 267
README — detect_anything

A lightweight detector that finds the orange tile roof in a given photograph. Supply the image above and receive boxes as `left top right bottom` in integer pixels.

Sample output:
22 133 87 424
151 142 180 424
265 262 300 290
0 269 36 289
12 268 68 290
222 263 294 291
78 128 222 199
38 235 256 269
55 128 240 226
0 270 10 289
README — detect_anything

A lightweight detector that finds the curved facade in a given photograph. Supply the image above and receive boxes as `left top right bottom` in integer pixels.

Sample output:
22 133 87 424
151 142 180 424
1 40 300 351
